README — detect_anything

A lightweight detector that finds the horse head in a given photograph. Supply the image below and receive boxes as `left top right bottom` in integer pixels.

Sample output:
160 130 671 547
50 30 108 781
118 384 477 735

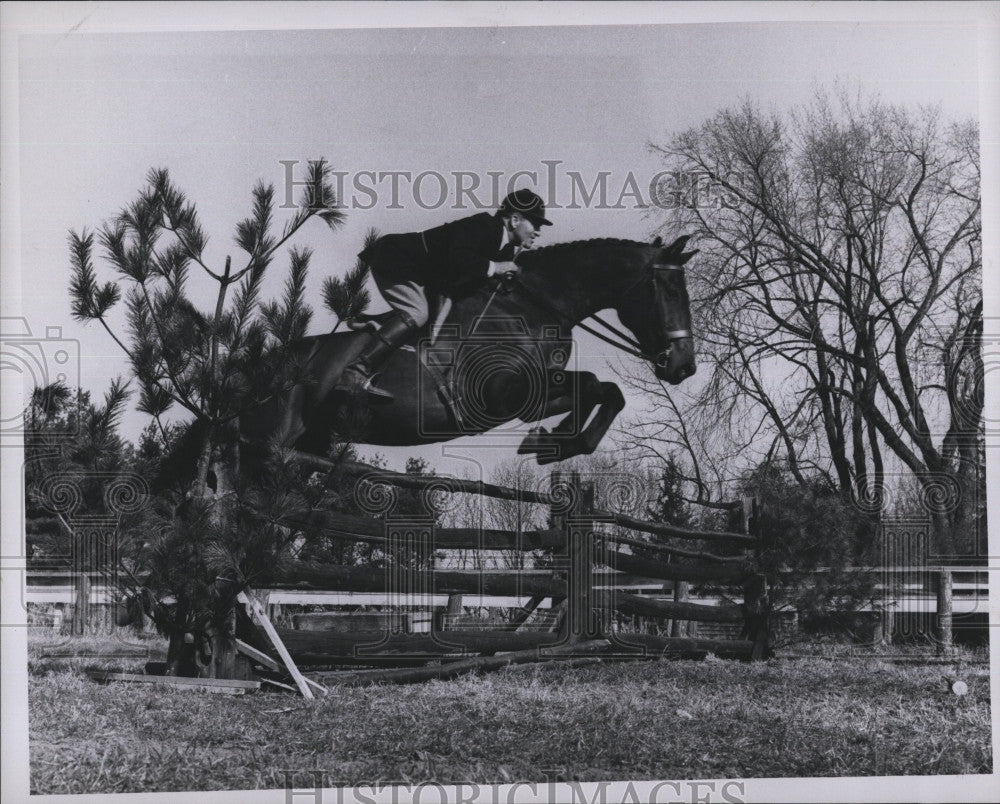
615 235 697 385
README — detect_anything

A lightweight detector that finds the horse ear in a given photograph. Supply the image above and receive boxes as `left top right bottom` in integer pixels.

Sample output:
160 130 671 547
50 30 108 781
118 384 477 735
651 235 663 247
667 235 691 254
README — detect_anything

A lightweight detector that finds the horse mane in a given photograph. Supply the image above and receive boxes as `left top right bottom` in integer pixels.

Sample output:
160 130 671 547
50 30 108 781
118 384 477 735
516 237 653 269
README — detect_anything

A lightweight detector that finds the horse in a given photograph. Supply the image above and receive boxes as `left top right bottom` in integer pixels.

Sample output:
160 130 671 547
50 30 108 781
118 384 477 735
240 235 697 465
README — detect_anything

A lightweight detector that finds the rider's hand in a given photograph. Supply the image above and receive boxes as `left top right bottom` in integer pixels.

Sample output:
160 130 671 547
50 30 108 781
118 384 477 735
492 261 519 277
496 267 519 294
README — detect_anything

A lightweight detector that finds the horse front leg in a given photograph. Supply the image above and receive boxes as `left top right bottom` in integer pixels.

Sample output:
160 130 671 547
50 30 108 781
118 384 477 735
517 372 625 465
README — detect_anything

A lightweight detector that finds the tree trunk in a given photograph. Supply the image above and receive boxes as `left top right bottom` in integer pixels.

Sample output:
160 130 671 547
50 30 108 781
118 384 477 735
164 448 240 679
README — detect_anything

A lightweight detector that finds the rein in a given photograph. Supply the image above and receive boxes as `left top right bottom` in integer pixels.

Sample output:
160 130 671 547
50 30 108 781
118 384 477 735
497 261 692 363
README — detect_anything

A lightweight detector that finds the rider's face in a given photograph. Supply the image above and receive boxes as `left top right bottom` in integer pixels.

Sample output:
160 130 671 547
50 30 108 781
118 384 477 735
509 214 542 249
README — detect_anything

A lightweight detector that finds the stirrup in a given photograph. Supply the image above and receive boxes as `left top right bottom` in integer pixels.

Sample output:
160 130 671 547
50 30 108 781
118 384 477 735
334 366 394 403
361 376 394 402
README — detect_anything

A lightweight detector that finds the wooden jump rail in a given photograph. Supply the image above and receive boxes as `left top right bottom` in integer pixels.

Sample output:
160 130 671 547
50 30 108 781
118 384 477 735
298 453 758 544
231 457 772 687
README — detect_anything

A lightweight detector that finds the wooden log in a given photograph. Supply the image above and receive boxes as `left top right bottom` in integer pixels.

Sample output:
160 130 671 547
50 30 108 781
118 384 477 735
262 627 565 664
298 453 755 545
277 508 568 552
611 633 754 659
597 532 743 564
598 549 751 583
595 590 744 623
262 562 565 598
310 639 611 685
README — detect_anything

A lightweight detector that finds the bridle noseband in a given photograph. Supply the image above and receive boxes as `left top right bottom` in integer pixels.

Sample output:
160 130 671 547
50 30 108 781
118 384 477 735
581 260 692 363
486 255 692 365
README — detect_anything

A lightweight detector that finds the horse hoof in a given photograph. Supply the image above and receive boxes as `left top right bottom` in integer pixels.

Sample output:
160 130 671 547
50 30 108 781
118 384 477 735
517 427 550 454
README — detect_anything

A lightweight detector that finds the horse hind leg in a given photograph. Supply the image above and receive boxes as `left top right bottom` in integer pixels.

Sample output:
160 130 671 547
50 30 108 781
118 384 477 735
531 381 624 466
517 371 609 464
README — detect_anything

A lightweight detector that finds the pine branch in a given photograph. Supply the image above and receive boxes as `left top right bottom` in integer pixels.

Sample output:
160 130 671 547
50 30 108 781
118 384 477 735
234 181 277 264
149 167 220 281
95 377 132 440
322 261 371 322
69 230 121 320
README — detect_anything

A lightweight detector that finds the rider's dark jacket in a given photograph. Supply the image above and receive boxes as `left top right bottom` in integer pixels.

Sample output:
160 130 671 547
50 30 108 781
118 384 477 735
359 212 505 297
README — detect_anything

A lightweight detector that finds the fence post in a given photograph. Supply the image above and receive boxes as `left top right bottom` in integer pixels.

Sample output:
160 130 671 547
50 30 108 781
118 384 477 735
742 497 771 660
441 593 464 631
71 572 91 636
550 471 599 644
936 568 953 656
671 579 690 638
569 475 598 643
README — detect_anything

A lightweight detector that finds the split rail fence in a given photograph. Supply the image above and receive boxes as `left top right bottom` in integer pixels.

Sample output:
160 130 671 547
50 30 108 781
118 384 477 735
233 462 772 683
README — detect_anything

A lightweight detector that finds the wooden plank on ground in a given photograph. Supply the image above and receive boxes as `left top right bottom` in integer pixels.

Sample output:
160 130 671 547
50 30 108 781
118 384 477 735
311 639 611 686
88 671 260 695
250 627 565 665
239 591 315 700
236 638 282 672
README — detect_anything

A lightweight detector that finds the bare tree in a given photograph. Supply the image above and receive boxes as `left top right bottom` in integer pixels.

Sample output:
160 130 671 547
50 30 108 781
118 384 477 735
623 90 982 554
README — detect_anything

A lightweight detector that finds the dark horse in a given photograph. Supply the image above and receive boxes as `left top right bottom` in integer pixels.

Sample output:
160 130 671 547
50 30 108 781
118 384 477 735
241 235 697 465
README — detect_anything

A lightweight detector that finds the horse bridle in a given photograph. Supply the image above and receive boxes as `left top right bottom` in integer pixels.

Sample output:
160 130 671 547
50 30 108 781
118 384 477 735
500 258 692 365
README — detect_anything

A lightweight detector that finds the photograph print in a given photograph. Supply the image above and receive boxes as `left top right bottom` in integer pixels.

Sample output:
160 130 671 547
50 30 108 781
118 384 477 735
1 3 996 804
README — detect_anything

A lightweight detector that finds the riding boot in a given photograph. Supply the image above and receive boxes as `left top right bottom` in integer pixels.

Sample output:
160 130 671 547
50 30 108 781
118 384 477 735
333 311 419 402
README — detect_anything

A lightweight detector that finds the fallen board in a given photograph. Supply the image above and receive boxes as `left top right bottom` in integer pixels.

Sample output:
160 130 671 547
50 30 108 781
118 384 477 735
257 628 568 665
88 671 260 695
310 639 612 685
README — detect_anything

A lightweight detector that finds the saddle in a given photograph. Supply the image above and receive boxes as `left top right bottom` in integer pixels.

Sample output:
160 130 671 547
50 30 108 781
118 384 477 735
343 310 464 427
344 310 397 333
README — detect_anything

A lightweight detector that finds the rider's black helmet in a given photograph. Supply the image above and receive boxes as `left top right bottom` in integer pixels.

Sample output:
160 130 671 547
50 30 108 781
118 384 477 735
500 189 553 227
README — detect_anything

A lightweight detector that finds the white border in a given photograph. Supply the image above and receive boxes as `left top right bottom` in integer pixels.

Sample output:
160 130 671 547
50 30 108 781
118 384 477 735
2 3 997 803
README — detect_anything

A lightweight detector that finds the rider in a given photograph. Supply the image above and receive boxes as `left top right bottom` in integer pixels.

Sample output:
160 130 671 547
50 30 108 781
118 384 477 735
334 188 553 402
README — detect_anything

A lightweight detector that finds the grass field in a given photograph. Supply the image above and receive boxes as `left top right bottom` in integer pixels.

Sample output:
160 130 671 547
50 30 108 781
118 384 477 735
24 633 992 795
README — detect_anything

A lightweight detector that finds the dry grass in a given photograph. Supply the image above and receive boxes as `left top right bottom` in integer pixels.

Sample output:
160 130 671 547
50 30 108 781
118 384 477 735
25 633 992 795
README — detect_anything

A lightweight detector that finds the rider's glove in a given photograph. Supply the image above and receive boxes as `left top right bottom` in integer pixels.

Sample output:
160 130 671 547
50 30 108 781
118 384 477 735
497 270 519 293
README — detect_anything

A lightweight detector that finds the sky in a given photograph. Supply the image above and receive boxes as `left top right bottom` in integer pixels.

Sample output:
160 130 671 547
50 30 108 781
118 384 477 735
4 6 992 481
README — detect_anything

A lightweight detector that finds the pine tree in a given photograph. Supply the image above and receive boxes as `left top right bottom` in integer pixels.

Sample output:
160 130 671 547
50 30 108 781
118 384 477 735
67 161 359 675
24 380 139 633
